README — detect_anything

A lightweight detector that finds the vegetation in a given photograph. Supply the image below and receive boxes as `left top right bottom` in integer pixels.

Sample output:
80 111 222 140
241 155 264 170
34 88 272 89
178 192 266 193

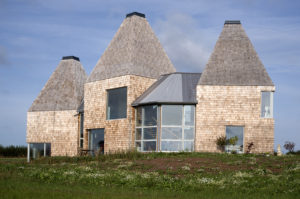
284 141 295 153
215 136 226 151
1 152 300 198
0 145 27 157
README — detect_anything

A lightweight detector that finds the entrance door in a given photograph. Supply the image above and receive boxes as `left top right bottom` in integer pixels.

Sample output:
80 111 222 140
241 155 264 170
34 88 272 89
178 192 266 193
89 128 105 155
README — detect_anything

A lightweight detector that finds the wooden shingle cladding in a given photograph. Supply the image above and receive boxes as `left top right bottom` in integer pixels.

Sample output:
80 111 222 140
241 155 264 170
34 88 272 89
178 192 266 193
196 21 275 153
198 22 274 86
29 57 87 112
195 85 275 153
87 13 176 83
83 75 156 153
27 57 87 156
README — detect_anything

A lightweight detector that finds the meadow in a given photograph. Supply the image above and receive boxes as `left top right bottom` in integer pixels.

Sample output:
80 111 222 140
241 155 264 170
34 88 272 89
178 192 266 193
0 152 299 198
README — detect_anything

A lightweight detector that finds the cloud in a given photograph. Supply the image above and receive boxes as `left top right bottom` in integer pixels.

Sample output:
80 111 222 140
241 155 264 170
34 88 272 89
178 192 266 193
154 13 214 72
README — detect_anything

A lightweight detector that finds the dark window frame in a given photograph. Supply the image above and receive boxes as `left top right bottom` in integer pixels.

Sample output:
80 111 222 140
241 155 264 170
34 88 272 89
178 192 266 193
106 86 127 120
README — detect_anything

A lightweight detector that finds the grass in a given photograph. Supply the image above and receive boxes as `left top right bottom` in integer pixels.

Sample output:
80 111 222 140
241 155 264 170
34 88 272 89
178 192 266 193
0 152 299 198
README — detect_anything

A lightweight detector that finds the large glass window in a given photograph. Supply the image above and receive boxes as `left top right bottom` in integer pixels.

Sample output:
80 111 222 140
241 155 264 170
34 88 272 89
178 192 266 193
160 105 195 152
89 128 104 155
135 105 157 152
29 143 51 159
225 126 243 153
107 87 127 120
261 91 273 118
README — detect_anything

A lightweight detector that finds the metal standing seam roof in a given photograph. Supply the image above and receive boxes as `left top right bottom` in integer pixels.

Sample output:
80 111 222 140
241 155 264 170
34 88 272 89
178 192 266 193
198 20 274 86
29 56 87 112
132 73 201 107
87 12 176 83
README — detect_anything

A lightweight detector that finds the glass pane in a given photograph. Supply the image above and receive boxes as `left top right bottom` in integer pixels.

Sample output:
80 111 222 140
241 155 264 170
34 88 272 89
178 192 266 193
107 87 127 119
143 141 156 151
184 127 194 140
135 128 142 140
161 141 182 151
30 143 44 159
261 92 271 118
144 128 157 140
136 107 142 127
135 142 141 151
80 114 84 138
162 105 182 125
226 126 243 150
144 105 157 126
184 141 194 152
184 105 195 126
46 143 51 156
80 139 83 148
161 127 182 139
89 129 105 154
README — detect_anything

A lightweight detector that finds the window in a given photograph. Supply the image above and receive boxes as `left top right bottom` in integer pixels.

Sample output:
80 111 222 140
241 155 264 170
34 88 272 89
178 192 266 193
225 126 243 153
135 105 157 152
79 114 84 148
261 91 273 118
29 143 51 159
160 105 195 152
107 87 127 120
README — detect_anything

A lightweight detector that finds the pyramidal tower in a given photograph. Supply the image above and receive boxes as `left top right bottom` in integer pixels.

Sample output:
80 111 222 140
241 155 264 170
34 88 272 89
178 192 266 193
27 56 87 156
87 12 176 82
196 21 275 153
84 12 176 152
199 20 273 86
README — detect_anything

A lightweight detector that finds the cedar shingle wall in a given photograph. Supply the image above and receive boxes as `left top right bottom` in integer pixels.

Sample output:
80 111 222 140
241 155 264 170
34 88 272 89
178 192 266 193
26 110 79 156
84 75 156 153
195 85 275 153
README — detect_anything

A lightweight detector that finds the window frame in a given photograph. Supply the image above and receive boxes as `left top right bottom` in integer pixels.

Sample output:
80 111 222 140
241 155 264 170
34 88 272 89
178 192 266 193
106 86 127 120
135 105 158 152
160 105 195 152
260 91 274 118
225 126 244 153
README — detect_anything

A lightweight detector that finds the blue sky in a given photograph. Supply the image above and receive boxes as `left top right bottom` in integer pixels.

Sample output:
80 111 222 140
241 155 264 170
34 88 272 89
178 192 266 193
0 0 299 152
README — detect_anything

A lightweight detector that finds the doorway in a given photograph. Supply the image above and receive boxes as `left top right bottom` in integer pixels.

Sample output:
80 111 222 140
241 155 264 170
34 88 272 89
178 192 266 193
89 128 105 155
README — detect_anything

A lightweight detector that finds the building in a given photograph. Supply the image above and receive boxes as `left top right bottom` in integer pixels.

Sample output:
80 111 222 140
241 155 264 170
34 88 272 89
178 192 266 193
26 12 274 159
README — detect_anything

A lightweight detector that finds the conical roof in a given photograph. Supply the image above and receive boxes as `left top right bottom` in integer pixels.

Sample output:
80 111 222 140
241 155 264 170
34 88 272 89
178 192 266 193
198 21 274 86
87 12 176 83
29 56 87 112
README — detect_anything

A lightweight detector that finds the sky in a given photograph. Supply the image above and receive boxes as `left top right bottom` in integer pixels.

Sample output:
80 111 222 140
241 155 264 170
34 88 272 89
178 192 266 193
0 0 299 152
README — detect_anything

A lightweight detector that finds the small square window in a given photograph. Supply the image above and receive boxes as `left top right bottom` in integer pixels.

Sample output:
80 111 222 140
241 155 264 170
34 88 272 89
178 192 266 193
107 87 127 120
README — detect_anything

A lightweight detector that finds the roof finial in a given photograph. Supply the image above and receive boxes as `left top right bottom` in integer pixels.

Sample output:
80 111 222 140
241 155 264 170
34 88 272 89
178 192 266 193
62 56 80 62
126 12 146 18
224 20 241 25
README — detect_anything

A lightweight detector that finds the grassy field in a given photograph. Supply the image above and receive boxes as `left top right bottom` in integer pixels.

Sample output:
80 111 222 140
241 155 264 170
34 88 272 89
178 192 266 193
0 152 299 198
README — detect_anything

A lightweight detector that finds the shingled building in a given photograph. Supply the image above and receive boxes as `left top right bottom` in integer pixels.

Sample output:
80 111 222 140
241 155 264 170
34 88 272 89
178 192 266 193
27 13 274 159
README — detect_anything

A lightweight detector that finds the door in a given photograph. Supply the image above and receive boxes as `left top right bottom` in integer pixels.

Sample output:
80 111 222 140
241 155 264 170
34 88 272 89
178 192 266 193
89 128 105 155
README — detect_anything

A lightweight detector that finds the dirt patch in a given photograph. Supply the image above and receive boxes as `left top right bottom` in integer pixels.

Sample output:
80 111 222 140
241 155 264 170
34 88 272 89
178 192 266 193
134 157 285 174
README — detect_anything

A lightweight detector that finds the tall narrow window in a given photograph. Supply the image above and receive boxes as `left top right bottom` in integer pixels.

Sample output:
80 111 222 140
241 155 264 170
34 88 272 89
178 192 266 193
107 87 127 120
135 105 157 152
79 113 84 148
261 91 273 118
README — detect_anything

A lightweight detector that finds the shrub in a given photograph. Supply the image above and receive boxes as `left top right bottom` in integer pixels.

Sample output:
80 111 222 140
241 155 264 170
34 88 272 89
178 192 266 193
246 142 254 154
227 136 238 145
215 136 226 151
284 141 295 153
0 145 27 157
